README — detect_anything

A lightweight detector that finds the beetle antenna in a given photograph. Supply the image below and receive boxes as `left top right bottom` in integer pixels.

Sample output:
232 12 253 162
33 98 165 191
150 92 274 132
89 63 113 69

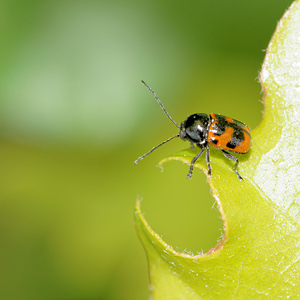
141 80 180 130
134 134 180 165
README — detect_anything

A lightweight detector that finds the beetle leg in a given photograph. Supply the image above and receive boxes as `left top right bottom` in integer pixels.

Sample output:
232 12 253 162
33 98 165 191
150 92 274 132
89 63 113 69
206 145 212 176
190 142 195 150
187 147 205 179
222 150 243 180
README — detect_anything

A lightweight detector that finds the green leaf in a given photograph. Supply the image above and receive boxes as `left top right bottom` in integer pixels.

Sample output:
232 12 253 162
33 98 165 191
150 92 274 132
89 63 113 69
135 0 300 298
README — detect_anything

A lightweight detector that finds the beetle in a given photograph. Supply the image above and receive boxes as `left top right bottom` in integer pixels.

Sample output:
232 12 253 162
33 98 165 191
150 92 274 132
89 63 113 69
134 80 251 180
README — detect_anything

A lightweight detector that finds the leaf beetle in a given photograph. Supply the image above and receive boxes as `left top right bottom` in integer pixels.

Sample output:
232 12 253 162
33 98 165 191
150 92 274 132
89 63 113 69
134 81 251 180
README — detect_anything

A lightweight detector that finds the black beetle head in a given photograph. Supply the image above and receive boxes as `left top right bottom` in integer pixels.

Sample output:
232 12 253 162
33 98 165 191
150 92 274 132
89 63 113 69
180 113 210 145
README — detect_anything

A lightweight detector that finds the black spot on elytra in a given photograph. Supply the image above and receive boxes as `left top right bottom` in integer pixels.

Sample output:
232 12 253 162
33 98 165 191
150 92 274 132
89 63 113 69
226 141 237 149
212 114 245 142
210 138 218 145
211 115 227 136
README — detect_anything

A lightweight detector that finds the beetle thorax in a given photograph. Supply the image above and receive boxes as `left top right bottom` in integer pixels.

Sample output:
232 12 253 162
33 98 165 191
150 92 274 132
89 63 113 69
179 113 210 145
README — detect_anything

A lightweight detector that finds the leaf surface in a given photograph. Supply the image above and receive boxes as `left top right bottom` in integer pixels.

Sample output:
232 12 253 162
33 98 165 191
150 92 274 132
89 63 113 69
135 1 300 298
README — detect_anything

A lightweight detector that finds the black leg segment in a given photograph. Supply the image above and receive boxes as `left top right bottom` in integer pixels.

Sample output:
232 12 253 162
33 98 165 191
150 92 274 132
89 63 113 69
206 145 212 176
222 150 243 180
187 147 205 179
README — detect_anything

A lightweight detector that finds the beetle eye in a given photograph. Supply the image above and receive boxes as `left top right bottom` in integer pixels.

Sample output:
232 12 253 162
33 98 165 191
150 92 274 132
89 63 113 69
179 128 186 140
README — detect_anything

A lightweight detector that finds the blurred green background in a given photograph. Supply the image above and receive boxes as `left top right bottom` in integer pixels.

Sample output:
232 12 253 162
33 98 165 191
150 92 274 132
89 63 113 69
0 0 292 299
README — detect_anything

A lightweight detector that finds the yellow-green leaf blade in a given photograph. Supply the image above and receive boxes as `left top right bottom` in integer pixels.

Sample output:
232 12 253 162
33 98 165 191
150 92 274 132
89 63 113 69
135 0 300 298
